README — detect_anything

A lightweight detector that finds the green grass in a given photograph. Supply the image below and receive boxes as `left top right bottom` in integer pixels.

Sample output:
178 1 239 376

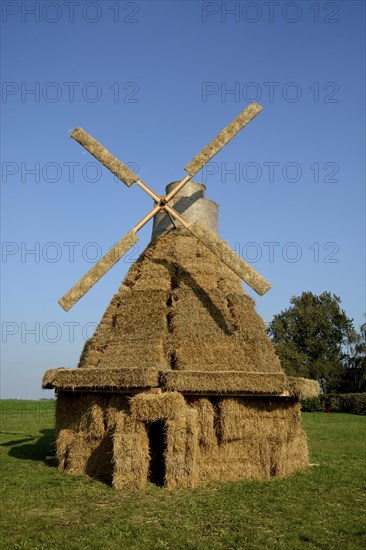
1 400 365 550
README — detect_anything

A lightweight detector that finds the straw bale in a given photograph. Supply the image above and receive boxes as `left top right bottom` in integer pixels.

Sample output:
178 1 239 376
172 233 241 284
97 291 168 363
130 391 186 422
78 338 100 368
190 398 217 450
286 377 320 399
85 433 114 481
43 368 159 390
76 234 175 370
56 429 74 470
54 391 309 487
56 429 101 475
113 411 149 490
56 392 107 439
281 431 309 473
266 431 309 477
166 287 225 335
55 394 113 477
196 439 263 481
164 278 281 372
105 394 129 431
97 337 166 371
129 247 174 292
218 397 300 443
218 398 246 443
165 408 198 488
160 371 287 394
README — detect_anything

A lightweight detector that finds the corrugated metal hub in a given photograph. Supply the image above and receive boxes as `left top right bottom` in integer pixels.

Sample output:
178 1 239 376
151 181 219 240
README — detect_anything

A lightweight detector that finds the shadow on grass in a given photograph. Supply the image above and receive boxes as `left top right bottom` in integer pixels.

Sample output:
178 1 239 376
0 429 57 466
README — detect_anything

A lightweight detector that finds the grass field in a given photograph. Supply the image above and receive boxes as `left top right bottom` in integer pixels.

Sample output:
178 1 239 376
1 400 365 550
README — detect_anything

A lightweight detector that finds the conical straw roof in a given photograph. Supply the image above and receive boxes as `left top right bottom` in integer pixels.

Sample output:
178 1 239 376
77 227 282 376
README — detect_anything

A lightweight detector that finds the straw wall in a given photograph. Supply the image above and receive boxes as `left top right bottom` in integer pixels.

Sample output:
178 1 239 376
55 391 309 488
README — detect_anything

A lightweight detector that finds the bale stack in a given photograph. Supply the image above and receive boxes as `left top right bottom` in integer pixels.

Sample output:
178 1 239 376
43 181 319 488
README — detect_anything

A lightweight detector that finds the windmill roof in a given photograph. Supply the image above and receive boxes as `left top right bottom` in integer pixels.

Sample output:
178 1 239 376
43 228 319 398
79 228 281 373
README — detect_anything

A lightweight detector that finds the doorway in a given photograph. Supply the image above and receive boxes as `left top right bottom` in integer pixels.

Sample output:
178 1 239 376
147 420 166 486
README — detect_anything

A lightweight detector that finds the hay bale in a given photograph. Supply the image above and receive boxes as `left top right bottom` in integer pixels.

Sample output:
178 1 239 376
169 335 274 373
282 431 309 473
105 394 129 431
190 398 217 450
54 393 114 477
159 371 287 394
54 391 309 488
268 431 309 477
287 377 320 399
85 433 114 481
130 391 186 422
218 397 301 444
218 398 246 443
43 368 159 391
56 392 106 439
77 289 170 371
56 429 101 475
56 428 74 470
196 439 264 482
165 408 198 489
113 410 149 490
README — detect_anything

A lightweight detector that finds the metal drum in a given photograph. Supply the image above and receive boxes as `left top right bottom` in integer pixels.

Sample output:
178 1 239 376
151 181 219 240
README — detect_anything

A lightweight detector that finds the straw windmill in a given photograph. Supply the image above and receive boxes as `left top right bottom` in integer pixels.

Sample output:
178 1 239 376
43 103 319 488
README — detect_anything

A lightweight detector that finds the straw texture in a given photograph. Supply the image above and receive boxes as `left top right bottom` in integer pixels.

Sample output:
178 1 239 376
160 371 287 394
75 228 282 385
53 390 310 488
43 367 159 390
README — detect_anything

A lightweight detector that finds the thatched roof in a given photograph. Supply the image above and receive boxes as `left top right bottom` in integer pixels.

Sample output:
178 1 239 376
43 227 319 397
78 228 282 375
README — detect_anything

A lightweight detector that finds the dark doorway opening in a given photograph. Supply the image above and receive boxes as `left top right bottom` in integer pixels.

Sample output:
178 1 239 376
147 420 166 486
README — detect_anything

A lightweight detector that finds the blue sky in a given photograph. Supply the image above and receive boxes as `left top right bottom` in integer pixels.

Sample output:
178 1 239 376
1 0 365 398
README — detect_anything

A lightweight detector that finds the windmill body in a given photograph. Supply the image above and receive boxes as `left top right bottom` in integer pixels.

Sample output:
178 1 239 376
43 107 319 488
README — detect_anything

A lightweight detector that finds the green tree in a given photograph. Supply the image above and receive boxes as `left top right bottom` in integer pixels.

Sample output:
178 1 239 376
267 292 355 393
344 319 366 392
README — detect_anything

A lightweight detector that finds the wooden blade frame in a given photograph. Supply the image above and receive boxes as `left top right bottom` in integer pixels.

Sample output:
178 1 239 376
59 103 269 310
58 207 160 311
71 128 138 187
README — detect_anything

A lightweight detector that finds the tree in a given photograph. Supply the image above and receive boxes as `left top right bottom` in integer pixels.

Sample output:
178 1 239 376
267 292 355 393
344 319 366 392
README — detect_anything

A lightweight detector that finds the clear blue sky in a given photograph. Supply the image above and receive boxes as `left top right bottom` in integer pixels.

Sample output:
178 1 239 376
1 0 365 398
